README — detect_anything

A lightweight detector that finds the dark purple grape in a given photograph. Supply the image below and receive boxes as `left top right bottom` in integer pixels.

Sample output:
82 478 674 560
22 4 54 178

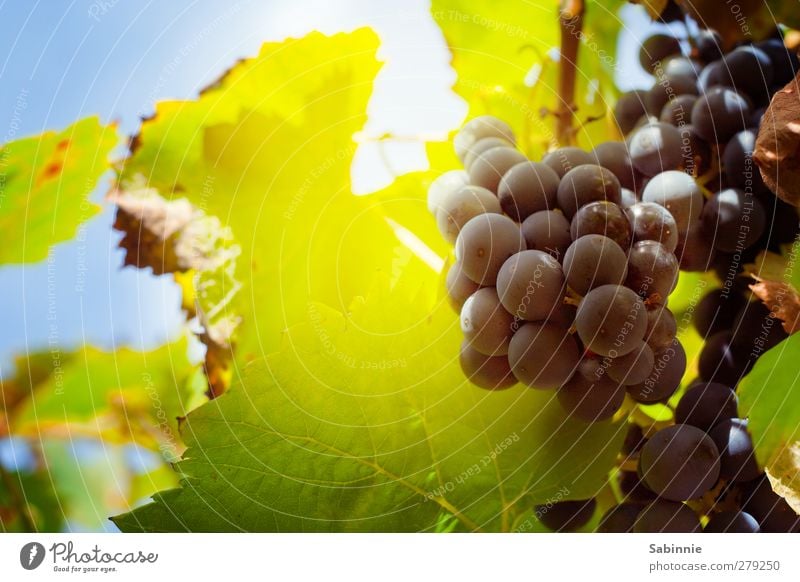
661 56 702 81
497 250 565 321
696 29 723 63
498 161 560 221
460 287 515 356
629 122 684 176
456 213 526 285
722 45 774 103
741 475 800 532
625 240 679 300
697 59 726 91
639 34 682 73
641 170 704 232
702 188 766 253
693 288 747 338
454 115 516 163
459 341 517 390
508 323 580 389
704 511 760 533
756 38 800 86
731 300 788 358
645 303 677 349
698 331 751 386
558 357 627 422
592 141 639 190
597 504 641 532
535 498 596 532
607 341 655 386
445 261 481 311
542 147 594 178
556 164 622 218
723 130 764 192
709 418 761 483
626 202 678 252
614 90 649 136
469 146 528 193
691 87 752 144
640 424 720 501
570 201 632 248
646 74 698 117
677 124 712 177
675 381 738 432
634 500 701 532
660 94 697 126
627 338 685 403
676 220 717 271
575 285 648 357
520 210 572 260
620 470 658 504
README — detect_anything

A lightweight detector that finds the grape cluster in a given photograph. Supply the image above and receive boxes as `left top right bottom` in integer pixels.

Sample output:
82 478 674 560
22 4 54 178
429 20 800 532
432 119 684 422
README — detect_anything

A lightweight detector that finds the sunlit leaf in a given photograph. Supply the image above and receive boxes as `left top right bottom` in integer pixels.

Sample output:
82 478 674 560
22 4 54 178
0 117 117 265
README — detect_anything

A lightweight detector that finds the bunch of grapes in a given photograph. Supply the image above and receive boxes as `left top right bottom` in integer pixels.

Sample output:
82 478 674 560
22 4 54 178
428 21 800 532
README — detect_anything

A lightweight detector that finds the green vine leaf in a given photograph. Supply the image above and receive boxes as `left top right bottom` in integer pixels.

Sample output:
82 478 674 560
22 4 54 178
113 281 625 532
0 117 118 265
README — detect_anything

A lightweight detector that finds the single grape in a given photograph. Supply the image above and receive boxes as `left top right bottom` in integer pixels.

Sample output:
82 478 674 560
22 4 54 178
626 240 679 300
461 287 515 356
575 285 648 357
693 288 747 338
496 250 565 321
639 34 682 73
622 423 648 458
629 122 684 177
675 220 717 271
536 499 596 532
660 94 697 126
756 38 800 86
497 161 560 221
468 146 528 193
427 169 469 214
644 302 677 349
556 164 622 218
641 170 704 232
709 418 761 483
697 59 727 91
731 300 788 358
542 147 594 178
445 261 481 311
696 29 723 64
723 130 765 191
570 201 632 249
592 141 639 191
607 341 655 386
704 511 760 533
741 474 800 533
722 45 774 103
459 341 517 390
463 136 514 170
520 210 572 260
691 87 752 144
562 235 628 296
620 470 658 504
558 357 627 422
627 338 686 403
614 90 649 136
646 74 698 117
455 213 526 285
436 185 502 244
702 188 766 253
677 124 712 177
698 331 752 386
640 424 721 501
508 322 580 389
454 115 516 163
626 202 678 252
634 500 702 533
661 56 702 81
675 382 738 432
597 504 641 533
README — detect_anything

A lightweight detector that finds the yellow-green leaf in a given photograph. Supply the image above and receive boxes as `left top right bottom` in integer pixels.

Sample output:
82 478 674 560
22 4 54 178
0 117 118 264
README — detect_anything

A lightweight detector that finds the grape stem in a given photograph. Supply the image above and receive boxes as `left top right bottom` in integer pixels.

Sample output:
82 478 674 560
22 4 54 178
556 0 585 145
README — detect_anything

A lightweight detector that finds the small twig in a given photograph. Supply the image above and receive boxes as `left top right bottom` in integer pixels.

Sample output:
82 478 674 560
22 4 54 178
557 0 585 146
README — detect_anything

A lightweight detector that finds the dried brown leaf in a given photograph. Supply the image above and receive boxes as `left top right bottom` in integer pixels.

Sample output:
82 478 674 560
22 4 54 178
755 73 800 207
749 278 800 334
